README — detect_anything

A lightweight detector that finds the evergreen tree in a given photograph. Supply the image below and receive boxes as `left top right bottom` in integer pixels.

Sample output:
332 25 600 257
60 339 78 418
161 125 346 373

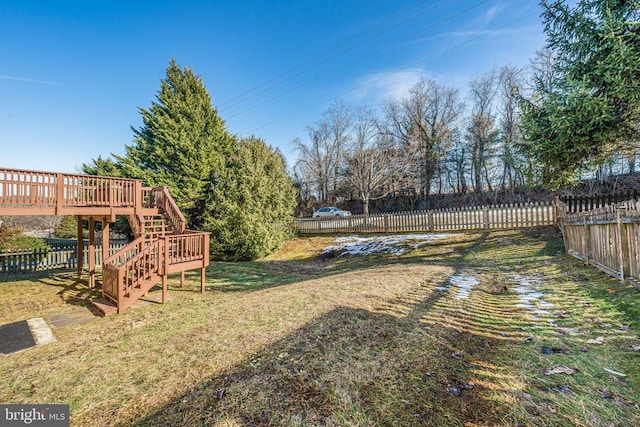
81 155 121 177
519 0 640 188
204 137 297 261
54 216 78 239
115 58 234 224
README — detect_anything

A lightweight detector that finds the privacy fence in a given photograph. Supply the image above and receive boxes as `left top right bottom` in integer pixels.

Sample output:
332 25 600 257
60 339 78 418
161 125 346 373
0 239 127 274
561 198 640 289
296 201 558 234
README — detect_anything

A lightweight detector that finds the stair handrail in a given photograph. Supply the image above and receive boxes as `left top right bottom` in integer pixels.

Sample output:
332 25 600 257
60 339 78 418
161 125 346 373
119 238 164 276
103 236 145 266
127 213 146 238
153 186 186 233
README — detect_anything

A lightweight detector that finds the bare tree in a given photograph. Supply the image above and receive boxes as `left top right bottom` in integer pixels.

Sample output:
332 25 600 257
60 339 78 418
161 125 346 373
382 77 463 199
323 101 353 199
343 107 405 215
497 64 526 191
294 102 354 204
293 121 334 202
467 70 500 193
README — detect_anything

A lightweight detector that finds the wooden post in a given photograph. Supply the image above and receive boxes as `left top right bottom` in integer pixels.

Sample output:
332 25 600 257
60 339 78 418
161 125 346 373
584 214 590 265
55 173 64 215
483 206 489 230
180 271 185 288
134 180 142 213
617 207 626 282
77 215 84 279
101 219 110 263
101 219 110 289
88 218 95 289
162 237 169 303
201 233 209 294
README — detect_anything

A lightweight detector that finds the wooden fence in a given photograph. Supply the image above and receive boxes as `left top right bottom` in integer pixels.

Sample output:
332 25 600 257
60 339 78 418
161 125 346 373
561 198 640 289
296 201 557 234
0 241 128 274
559 191 640 213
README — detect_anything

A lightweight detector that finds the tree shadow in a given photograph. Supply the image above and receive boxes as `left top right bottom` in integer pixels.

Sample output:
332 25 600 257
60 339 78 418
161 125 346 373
196 232 489 295
136 258 530 427
26 270 101 309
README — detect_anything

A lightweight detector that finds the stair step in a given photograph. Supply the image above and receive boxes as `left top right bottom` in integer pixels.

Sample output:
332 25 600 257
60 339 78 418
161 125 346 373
91 298 118 316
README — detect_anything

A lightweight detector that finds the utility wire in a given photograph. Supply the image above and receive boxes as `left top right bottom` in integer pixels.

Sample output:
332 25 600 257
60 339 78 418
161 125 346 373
219 0 453 112
243 12 538 137
227 0 491 121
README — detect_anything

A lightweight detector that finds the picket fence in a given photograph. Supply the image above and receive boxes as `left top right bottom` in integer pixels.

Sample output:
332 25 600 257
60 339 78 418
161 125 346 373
296 201 557 234
559 191 640 213
561 198 640 289
0 241 127 274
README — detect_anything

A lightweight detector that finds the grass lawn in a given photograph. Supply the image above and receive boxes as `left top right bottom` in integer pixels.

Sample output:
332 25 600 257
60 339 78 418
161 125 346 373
1 227 639 426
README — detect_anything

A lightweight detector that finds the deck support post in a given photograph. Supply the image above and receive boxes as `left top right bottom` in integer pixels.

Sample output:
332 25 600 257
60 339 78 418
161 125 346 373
180 271 185 288
101 219 110 288
162 237 168 303
162 275 168 303
77 215 84 279
201 268 206 293
88 218 96 289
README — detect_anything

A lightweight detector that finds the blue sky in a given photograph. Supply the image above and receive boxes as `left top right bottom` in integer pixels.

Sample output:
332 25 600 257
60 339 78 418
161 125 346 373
1 0 547 173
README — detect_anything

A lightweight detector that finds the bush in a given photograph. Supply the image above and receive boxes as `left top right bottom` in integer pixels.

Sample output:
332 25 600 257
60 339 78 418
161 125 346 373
54 216 78 239
204 137 297 261
0 223 49 252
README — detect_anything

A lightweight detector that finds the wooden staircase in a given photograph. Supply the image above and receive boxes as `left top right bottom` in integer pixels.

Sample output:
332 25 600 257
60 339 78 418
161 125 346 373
0 167 210 315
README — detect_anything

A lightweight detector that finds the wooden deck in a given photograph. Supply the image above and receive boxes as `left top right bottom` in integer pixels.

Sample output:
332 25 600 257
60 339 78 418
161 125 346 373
0 167 209 314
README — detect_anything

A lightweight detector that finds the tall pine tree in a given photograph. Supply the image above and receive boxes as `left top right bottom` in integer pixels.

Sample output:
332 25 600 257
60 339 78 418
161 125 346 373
115 58 234 224
204 136 297 261
83 59 298 260
519 0 640 187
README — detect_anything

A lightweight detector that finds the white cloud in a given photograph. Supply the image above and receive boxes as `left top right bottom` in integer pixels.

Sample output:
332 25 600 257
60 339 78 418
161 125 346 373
483 6 500 24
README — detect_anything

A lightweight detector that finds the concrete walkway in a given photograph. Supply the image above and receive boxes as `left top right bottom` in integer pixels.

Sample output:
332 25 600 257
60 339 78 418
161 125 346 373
1 290 173 355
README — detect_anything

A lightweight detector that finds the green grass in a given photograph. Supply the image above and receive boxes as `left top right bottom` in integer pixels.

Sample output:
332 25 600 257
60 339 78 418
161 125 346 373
1 227 639 426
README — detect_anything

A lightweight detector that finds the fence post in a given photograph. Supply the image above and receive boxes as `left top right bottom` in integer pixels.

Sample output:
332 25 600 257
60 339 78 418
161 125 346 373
617 207 626 283
384 214 389 232
583 214 590 265
483 206 489 230
428 211 434 231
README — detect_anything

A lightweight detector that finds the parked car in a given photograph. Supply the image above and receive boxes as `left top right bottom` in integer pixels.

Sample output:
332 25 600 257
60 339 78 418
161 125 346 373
312 206 352 218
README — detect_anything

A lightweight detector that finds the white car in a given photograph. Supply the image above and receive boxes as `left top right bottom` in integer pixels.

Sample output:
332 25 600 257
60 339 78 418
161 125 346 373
312 206 352 218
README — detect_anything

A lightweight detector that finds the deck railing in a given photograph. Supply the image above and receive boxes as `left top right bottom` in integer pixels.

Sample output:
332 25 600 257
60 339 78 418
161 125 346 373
0 167 142 211
102 239 162 310
165 232 209 264
101 231 209 310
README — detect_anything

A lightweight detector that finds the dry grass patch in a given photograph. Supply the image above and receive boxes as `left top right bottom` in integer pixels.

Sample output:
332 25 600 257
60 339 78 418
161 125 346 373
1 228 639 426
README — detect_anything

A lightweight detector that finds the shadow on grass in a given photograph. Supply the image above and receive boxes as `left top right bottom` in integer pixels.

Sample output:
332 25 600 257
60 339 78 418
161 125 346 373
187 227 562 297
195 232 489 295
135 297 514 426
1 269 101 310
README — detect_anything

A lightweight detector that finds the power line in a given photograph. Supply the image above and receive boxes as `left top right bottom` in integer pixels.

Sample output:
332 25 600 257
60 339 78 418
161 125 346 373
218 0 453 113
243 12 538 137
227 0 491 121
